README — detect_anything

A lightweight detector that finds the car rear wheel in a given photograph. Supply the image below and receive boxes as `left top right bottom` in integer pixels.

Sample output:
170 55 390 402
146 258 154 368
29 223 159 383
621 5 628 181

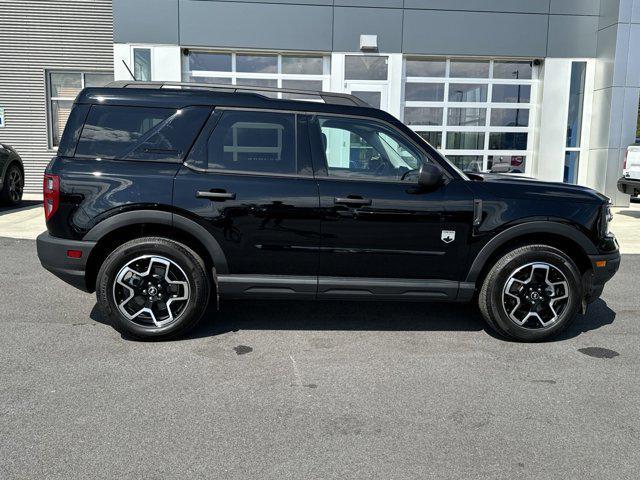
96 237 210 340
0 164 23 205
478 244 582 342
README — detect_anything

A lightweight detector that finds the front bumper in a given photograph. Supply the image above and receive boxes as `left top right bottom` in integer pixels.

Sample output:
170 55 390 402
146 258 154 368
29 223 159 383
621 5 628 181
618 176 640 195
36 232 96 292
584 250 621 303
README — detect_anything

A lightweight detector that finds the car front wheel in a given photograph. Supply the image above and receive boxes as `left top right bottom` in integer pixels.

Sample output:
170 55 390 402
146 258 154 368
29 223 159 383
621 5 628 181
96 237 210 340
479 244 582 342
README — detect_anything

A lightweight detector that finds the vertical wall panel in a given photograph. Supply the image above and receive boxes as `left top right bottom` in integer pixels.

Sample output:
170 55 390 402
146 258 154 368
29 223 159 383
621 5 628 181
0 0 113 194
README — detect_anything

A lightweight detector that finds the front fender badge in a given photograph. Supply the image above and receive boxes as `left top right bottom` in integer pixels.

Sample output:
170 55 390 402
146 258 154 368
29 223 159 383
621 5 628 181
441 230 456 243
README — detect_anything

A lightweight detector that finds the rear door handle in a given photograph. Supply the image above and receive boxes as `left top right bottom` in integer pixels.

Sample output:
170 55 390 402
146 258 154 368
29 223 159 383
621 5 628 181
196 190 236 201
334 196 372 207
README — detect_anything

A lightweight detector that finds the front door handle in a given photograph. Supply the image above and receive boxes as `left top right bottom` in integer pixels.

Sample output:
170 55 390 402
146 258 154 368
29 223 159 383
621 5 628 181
334 196 372 207
196 190 236 201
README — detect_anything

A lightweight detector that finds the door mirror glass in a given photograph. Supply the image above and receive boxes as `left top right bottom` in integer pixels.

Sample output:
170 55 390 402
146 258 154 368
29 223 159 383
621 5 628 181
418 163 443 189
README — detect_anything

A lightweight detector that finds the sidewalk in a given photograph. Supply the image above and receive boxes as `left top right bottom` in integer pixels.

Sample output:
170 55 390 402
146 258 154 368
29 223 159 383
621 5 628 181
0 201 638 252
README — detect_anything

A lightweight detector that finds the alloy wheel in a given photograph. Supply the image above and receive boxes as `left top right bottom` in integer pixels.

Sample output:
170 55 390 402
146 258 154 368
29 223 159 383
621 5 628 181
8 169 23 203
112 255 190 328
502 262 570 329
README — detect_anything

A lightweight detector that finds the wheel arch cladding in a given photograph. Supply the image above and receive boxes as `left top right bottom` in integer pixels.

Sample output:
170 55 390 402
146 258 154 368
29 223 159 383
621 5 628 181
466 221 597 285
83 210 228 292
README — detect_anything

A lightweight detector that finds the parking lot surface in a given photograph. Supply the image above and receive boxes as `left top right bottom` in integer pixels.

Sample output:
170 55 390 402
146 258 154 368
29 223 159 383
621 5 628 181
0 233 638 479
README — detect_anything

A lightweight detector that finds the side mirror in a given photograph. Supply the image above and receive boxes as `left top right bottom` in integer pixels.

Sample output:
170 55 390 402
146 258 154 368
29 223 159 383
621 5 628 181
418 163 443 189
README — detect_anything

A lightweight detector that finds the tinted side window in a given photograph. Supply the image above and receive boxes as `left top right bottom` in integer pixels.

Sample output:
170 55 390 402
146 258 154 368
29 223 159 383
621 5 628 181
314 115 426 182
76 106 172 159
207 110 296 174
124 107 211 162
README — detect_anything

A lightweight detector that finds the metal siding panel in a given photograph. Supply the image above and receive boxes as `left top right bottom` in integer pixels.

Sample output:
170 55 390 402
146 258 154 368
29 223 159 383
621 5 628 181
550 0 600 16
0 0 113 194
179 0 333 51
113 0 179 45
403 0 550 14
335 0 403 7
333 7 403 53
547 15 599 57
403 10 549 57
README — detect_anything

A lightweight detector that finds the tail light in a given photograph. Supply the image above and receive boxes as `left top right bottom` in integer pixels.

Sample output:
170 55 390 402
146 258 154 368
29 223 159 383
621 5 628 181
43 174 59 220
624 149 628 170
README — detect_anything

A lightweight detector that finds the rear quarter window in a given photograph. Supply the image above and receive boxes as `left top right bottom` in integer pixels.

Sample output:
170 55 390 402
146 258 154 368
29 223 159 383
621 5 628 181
75 105 210 162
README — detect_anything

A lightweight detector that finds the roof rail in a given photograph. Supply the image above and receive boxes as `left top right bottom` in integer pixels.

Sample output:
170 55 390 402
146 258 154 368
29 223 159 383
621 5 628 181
105 80 370 107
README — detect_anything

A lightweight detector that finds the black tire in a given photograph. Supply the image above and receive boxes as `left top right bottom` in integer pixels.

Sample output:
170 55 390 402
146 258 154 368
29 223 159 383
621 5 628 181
96 237 211 340
0 164 23 206
478 244 582 342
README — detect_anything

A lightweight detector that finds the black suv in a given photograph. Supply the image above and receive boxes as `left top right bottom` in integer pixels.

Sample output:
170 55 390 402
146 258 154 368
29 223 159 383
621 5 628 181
37 81 620 342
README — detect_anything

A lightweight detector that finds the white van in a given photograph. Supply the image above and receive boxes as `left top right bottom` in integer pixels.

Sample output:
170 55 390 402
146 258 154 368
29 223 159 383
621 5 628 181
618 144 640 198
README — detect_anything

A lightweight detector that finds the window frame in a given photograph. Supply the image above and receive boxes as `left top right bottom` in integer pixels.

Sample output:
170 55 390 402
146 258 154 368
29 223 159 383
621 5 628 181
45 69 113 150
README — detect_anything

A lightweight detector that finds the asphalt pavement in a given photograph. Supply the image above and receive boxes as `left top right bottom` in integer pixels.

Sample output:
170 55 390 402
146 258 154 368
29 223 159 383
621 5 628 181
0 236 638 479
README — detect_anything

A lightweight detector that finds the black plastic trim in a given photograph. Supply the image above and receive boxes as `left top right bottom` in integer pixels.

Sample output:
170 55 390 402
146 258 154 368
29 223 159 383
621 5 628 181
83 209 229 274
465 221 599 283
37 232 96 292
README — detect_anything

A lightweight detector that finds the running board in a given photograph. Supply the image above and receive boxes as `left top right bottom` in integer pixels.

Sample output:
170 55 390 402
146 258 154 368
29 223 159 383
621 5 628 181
217 275 476 302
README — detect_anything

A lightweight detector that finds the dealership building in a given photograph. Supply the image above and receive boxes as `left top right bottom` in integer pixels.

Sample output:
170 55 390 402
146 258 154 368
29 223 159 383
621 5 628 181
1 0 639 205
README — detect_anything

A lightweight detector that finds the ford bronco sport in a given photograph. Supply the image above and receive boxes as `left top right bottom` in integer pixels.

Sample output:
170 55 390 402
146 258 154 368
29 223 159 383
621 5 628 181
37 81 620 342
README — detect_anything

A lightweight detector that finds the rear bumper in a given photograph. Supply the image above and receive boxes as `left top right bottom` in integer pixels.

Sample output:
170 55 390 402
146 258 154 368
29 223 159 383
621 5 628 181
584 251 621 302
618 176 640 195
36 232 96 292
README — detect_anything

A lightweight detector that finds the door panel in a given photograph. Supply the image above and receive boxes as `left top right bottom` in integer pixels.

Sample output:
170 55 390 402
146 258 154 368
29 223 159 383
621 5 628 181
174 171 320 276
318 179 463 280
309 114 474 281
173 110 321 279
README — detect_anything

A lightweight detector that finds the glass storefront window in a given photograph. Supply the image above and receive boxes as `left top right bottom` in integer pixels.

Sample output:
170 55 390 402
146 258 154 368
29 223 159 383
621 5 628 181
404 107 443 126
492 84 531 103
450 60 490 78
47 70 113 148
490 109 529 127
564 151 580 183
282 56 323 75
416 131 443 149
447 132 485 150
345 55 388 80
405 83 445 102
493 61 533 80
133 48 151 81
488 155 526 173
182 50 330 100
489 132 528 150
403 58 534 173
566 62 586 148
447 108 486 126
406 58 446 77
448 84 488 102
236 54 278 73
188 52 232 72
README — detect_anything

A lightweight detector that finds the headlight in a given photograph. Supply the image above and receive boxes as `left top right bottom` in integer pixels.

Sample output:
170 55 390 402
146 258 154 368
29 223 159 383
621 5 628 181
599 202 613 237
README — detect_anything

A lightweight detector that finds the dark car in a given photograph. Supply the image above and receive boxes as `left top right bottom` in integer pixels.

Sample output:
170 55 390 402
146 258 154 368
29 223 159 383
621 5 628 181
0 143 24 205
36 81 620 342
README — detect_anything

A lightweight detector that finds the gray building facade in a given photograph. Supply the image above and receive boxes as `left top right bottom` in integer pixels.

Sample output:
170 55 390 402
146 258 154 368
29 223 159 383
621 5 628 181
110 0 640 205
1 0 638 203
